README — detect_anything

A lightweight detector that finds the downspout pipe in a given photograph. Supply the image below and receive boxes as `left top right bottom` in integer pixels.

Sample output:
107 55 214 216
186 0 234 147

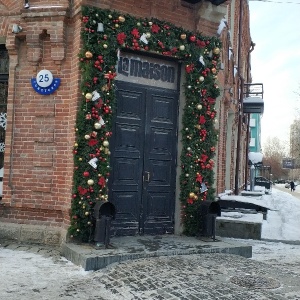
244 41 256 190
234 0 244 195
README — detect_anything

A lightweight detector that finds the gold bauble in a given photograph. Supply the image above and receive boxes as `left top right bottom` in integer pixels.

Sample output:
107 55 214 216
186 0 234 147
103 44 108 48
85 93 93 100
103 140 109 147
118 16 125 22
74 142 78 147
179 45 185 51
189 192 195 198
213 47 220 55
180 33 187 40
211 68 217 74
85 212 89 216
85 51 93 59
196 104 202 110
199 76 204 82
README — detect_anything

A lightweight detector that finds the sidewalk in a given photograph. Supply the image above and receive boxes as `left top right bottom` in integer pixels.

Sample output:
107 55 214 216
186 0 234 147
1 237 300 300
2 186 300 299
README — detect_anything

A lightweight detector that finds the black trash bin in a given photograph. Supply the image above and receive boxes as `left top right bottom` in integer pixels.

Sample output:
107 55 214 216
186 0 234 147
93 201 116 248
199 200 221 241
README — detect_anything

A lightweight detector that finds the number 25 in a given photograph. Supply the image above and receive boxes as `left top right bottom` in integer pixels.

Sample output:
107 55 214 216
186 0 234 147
38 74 49 83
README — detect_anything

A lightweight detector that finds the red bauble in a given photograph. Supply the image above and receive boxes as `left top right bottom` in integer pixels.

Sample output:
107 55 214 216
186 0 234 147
189 35 196 42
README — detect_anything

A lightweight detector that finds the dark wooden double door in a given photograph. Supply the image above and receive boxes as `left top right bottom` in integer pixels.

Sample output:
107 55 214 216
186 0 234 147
109 81 179 235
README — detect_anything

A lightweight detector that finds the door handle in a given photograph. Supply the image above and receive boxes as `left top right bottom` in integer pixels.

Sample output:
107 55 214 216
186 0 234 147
144 171 150 182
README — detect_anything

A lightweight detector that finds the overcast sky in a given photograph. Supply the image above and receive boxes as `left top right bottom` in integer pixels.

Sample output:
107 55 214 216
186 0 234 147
249 0 300 150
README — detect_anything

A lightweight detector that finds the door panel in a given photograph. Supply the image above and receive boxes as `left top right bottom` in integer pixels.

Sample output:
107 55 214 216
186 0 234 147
109 81 178 236
109 85 145 235
143 90 178 234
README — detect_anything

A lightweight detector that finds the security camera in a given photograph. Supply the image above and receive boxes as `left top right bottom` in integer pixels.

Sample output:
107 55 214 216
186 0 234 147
12 24 23 34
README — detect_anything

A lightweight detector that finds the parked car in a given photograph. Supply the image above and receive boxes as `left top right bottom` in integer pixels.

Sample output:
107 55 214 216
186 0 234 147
255 176 273 184
277 179 286 184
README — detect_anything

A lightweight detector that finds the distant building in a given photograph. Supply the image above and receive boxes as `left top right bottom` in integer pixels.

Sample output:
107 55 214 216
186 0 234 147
249 113 263 153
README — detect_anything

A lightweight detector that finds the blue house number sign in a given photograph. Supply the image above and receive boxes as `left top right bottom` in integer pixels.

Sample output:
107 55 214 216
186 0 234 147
31 70 61 95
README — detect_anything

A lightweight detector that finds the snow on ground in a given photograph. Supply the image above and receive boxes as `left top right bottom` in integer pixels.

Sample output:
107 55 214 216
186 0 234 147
219 185 300 241
220 185 300 265
1 185 300 299
0 248 91 300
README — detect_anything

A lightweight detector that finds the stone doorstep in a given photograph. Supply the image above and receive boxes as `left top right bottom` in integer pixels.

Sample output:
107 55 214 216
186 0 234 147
61 236 252 271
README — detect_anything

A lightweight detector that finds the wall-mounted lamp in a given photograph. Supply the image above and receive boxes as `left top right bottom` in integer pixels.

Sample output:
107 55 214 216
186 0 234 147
12 24 23 34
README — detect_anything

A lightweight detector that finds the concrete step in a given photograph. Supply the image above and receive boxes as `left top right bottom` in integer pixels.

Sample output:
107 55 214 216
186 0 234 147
62 235 252 271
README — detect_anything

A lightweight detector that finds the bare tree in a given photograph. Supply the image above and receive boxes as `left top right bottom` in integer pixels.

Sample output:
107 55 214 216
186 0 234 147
263 137 289 181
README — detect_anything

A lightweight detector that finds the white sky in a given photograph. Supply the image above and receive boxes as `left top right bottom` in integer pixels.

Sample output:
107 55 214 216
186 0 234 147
249 0 300 149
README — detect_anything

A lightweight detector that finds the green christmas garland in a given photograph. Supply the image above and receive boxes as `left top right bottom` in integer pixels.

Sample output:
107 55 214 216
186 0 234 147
69 5 221 241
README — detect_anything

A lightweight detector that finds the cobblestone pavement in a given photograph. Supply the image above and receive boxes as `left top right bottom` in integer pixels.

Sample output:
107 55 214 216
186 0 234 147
59 254 300 300
1 240 300 300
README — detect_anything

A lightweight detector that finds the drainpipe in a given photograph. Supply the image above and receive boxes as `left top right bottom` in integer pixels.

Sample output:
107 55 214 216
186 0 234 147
234 0 244 195
244 41 256 190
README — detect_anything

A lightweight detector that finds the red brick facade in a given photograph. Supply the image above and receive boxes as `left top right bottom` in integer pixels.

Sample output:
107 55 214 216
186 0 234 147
0 0 252 243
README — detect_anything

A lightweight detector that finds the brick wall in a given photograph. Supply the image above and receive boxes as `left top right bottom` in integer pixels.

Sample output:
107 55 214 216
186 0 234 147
214 0 251 194
0 2 81 230
0 0 252 238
